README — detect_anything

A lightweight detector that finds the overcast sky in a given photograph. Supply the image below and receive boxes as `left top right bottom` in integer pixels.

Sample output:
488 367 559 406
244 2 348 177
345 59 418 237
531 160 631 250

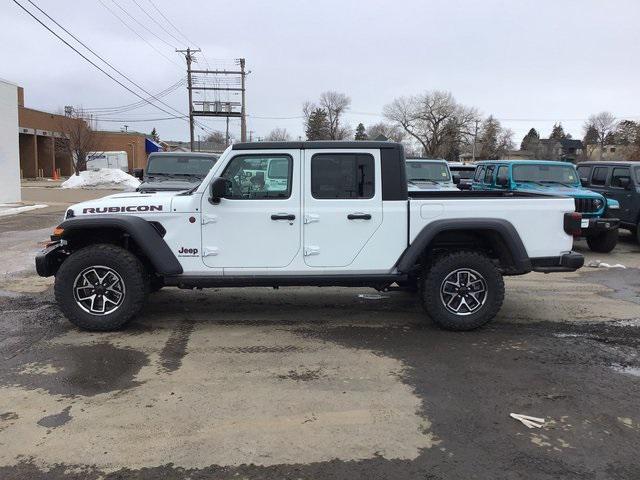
2 0 640 144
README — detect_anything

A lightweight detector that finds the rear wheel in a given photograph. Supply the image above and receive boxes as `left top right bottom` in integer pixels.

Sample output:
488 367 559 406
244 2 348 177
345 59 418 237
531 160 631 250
586 229 618 253
54 244 148 331
421 251 505 331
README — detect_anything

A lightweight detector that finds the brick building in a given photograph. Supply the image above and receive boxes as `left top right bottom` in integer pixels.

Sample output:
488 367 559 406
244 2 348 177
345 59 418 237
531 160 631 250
18 87 163 178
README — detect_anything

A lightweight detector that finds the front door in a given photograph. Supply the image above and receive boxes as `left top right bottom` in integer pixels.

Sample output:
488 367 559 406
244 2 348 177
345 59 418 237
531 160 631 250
303 149 382 267
608 166 634 223
200 150 301 269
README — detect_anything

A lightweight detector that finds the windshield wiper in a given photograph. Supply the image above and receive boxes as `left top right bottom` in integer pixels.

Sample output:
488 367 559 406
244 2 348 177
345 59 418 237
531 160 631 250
410 178 438 184
540 180 576 188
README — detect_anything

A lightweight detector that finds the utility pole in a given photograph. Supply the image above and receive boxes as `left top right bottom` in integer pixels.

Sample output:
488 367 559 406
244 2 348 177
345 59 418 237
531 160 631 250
240 58 247 142
176 47 201 151
471 119 480 162
225 116 230 147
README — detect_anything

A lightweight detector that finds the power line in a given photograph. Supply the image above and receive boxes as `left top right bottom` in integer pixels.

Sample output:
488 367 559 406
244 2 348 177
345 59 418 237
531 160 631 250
96 0 182 68
85 78 186 114
108 0 176 50
96 116 187 122
145 0 200 49
130 0 187 48
14 0 188 121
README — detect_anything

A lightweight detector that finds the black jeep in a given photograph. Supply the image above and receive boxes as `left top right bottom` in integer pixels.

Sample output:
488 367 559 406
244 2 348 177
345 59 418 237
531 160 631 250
577 161 640 242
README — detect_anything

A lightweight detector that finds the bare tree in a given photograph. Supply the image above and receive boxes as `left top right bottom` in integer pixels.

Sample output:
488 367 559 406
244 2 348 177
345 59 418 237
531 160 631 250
584 112 617 159
383 90 479 158
303 91 352 140
55 109 102 175
367 121 405 143
265 127 292 142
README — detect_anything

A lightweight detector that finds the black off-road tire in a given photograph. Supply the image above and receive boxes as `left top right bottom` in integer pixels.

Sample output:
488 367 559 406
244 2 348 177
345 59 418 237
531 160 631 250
421 251 505 331
635 222 640 244
54 244 149 331
586 229 618 253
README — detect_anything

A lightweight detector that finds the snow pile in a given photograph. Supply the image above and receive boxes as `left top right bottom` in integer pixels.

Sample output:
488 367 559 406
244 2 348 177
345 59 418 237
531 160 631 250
0 204 48 217
61 169 140 190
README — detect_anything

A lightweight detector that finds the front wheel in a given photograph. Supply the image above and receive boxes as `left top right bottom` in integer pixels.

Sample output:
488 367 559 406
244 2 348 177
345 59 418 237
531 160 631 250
586 229 618 253
421 251 505 331
54 244 149 331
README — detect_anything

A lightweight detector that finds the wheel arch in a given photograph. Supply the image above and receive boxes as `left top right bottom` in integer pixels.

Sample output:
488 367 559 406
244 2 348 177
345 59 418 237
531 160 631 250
396 218 531 275
58 215 183 276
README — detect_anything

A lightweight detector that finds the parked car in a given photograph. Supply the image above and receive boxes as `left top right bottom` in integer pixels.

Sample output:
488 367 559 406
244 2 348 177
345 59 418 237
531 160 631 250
135 152 219 193
406 158 458 192
576 161 640 242
448 162 476 190
37 141 584 332
472 160 620 252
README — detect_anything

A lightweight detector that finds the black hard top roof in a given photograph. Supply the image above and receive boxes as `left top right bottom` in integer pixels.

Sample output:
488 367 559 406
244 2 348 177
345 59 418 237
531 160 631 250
232 141 402 150
578 160 640 166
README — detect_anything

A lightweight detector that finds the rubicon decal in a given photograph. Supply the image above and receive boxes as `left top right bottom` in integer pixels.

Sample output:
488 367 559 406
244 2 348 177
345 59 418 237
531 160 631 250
177 247 199 257
82 205 163 214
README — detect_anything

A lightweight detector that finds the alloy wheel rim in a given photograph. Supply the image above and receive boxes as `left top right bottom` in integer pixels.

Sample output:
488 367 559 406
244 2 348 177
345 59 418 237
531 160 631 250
439 268 488 316
73 266 126 315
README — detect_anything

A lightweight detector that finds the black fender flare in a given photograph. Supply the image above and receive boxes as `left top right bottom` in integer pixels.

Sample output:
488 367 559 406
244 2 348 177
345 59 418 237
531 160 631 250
396 218 531 274
59 215 183 275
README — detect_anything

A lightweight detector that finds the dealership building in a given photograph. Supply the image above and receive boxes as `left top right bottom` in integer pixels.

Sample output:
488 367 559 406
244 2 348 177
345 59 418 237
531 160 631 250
17 87 162 178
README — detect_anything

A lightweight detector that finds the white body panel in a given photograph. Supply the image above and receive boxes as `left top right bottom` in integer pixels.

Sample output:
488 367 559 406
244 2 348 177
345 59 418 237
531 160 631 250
65 146 576 277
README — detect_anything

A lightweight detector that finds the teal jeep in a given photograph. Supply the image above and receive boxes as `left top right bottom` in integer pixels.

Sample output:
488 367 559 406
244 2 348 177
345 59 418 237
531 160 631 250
472 160 620 252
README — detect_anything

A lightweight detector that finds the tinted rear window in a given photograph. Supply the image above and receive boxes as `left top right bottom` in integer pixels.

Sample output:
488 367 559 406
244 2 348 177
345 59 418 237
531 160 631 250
591 167 608 186
311 153 375 199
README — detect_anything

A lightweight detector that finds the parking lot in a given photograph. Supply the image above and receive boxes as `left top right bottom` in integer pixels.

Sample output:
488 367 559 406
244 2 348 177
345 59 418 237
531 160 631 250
0 188 639 480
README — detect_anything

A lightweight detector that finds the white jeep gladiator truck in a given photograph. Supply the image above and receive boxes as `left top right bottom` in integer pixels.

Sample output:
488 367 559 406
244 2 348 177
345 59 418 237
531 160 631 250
36 141 584 332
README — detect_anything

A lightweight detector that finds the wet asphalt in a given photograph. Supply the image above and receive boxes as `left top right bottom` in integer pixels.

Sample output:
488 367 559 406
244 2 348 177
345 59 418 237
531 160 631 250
0 205 639 479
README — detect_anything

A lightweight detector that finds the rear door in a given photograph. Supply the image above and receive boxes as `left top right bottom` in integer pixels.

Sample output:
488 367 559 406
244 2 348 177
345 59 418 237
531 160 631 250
303 149 382 267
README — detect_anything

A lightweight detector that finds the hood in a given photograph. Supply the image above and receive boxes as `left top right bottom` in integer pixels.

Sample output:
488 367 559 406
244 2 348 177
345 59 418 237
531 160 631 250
138 179 199 192
66 190 177 218
513 183 604 199
408 181 458 192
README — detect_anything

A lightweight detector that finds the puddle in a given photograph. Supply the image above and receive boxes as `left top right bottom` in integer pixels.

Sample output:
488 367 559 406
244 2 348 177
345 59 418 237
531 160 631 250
611 364 640 378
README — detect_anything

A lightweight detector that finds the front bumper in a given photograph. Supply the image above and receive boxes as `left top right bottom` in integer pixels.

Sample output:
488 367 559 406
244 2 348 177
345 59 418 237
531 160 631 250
579 217 619 236
531 251 585 273
35 242 65 277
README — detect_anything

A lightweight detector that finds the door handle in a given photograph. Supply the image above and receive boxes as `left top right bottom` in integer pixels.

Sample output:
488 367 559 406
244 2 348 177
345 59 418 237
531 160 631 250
347 213 372 220
271 213 295 221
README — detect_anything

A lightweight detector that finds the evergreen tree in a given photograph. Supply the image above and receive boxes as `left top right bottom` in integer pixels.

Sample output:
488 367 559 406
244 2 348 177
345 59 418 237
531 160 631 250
583 125 598 145
354 123 368 140
150 127 160 142
305 108 331 140
550 123 566 140
520 128 539 151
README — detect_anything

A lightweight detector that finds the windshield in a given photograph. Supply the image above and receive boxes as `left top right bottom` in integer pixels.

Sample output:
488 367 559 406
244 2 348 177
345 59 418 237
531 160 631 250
146 156 217 177
512 164 579 186
406 161 451 182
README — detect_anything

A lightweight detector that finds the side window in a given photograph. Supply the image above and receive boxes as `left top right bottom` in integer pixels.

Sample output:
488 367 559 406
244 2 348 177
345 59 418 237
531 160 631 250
311 153 374 199
591 167 608 186
611 167 631 188
496 166 509 184
474 166 485 182
221 155 292 199
576 166 591 182
484 165 496 184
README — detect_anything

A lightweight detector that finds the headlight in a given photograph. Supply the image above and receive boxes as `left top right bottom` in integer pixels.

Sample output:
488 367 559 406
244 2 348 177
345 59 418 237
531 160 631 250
607 199 620 209
593 199 603 210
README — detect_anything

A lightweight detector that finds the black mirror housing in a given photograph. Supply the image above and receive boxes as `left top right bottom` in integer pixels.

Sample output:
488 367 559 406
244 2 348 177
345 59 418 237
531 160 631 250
452 174 460 184
496 176 509 187
133 168 144 180
580 177 589 187
209 177 231 204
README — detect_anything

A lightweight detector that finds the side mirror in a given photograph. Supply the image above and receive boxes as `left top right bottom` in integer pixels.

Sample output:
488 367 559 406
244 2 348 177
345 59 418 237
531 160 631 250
452 174 460 184
458 181 472 191
133 168 144 180
580 177 589 187
496 176 509 187
209 177 231 204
